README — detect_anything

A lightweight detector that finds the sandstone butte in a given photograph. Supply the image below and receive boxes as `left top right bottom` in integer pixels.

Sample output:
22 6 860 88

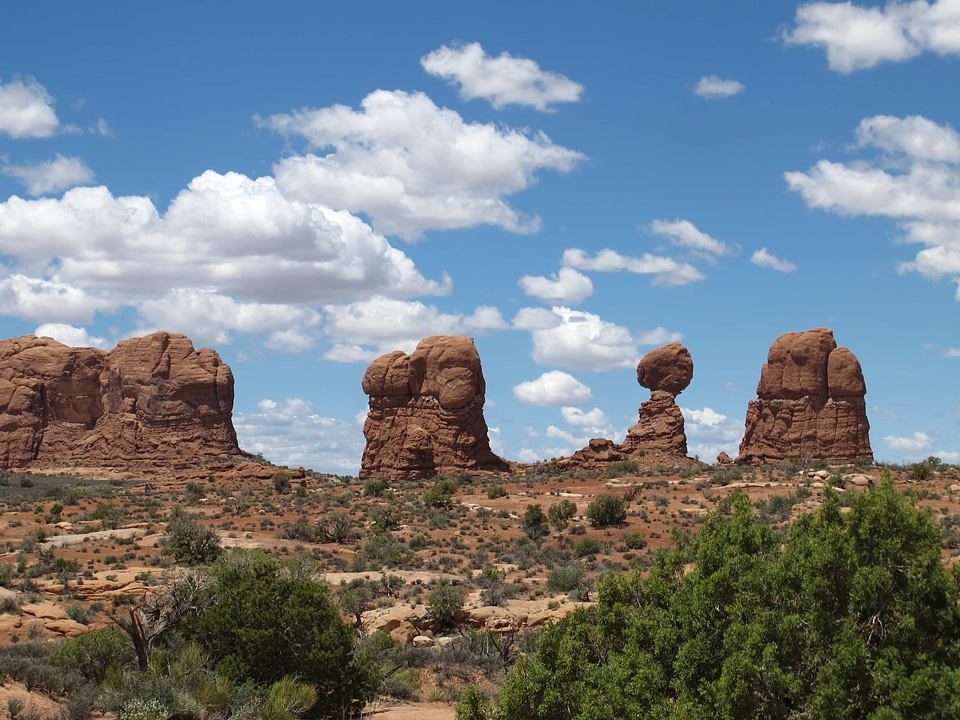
737 327 873 465
360 335 508 481
0 331 239 468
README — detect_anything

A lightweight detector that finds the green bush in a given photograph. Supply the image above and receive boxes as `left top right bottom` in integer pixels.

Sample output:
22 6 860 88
548 499 577 529
522 504 549 543
485 484 507 500
159 507 222 565
574 538 602 557
546 564 584 594
623 531 647 550
585 495 628 528
49 626 133 684
424 478 458 508
426 583 467 630
182 550 377 719
605 459 639 478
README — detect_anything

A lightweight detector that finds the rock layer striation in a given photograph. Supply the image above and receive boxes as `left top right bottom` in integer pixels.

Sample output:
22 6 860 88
0 332 239 468
737 328 872 465
360 335 507 480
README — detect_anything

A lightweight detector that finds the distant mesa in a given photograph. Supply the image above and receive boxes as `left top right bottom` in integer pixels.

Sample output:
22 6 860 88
0 332 239 469
737 328 873 465
360 335 508 480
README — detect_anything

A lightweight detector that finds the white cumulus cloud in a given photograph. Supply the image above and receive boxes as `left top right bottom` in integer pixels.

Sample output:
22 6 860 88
783 0 960 73
513 306 677 371
518 266 593 303
562 248 705 287
648 218 734 258
322 296 506 362
233 398 366 473
2 155 95 196
785 114 960 298
884 431 933 451
681 407 744 461
513 370 592 406
0 78 60 138
693 75 745 98
751 248 798 273
420 41 584 111
260 89 585 239
34 323 110 350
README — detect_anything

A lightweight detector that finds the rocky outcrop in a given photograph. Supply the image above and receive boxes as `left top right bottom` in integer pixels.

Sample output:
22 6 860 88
0 332 239 468
621 342 693 456
737 328 872 465
360 335 508 480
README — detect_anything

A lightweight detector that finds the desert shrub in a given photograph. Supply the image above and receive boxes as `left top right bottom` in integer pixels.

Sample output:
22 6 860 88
368 505 399 532
159 507 222 565
522 504 549 543
279 518 316 543
574 538 602 557
456 684 493 720
315 511 357 543
183 482 205 504
181 550 377 719
496 482 960 719
363 477 389 497
426 583 467 630
91 502 127 530
65 604 88 624
623 531 647 550
424 478 458 508
605 460 639 479
586 495 628 528
485 484 507 499
547 499 577 530
49 626 133 684
546 564 584 594
271 471 291 495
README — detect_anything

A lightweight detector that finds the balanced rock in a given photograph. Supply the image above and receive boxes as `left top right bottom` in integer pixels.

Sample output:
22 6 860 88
737 328 872 465
0 332 239 468
360 335 508 480
621 342 692 455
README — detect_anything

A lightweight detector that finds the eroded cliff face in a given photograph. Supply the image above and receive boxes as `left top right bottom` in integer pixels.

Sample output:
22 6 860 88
360 335 508 480
737 328 872 465
0 332 238 468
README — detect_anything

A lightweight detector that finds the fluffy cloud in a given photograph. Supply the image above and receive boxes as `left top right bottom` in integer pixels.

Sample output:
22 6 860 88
322 296 506 361
518 266 593 303
785 114 960 297
648 218 733 258
0 78 60 138
0 171 449 346
233 398 365 473
34 323 110 350
420 42 584 111
945 348 960 358
783 1 960 73
693 76 745 98
883 431 933 451
513 306 679 371
2 155 95 196
513 370 592 406
751 248 798 273
562 248 705 286
261 89 584 239
681 407 744 461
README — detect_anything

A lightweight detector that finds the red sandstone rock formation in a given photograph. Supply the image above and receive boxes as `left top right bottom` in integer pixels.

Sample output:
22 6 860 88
360 335 508 480
621 342 693 456
737 328 872 465
0 332 239 468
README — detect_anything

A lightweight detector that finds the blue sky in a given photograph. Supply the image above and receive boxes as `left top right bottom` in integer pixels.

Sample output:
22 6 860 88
1 1 959 473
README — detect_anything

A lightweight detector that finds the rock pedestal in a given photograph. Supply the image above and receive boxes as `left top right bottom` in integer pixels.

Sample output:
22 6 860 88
0 332 239 468
360 335 507 480
737 328 872 465
621 342 693 456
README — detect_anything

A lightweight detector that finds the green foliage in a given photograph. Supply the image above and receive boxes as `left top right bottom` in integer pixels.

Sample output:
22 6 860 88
574 538 602 557
259 675 318 720
182 550 376 719
456 684 493 720
426 583 467 630
522 504 550 543
183 481 205 504
424 478 459 508
272 471 291 495
363 477 390 497
605 459 639 479
548 499 577 530
486 484 508 499
585 494 628 528
159 507 222 565
494 482 960 719
91 502 127 530
49 626 133 684
623 532 647 550
546 564 585 594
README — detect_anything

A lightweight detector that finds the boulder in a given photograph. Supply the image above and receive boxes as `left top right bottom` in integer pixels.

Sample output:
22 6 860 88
0 332 239 468
737 328 873 465
636 342 693 395
360 335 508 480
